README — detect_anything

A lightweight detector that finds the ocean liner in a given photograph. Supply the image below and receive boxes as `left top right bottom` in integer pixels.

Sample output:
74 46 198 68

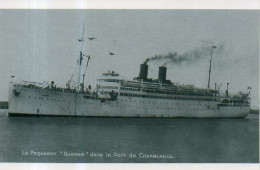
8 42 251 118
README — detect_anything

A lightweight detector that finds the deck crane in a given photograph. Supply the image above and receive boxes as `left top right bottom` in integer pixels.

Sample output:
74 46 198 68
82 55 91 92
66 74 74 89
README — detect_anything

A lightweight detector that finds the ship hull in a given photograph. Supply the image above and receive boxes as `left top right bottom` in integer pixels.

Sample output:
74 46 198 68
8 85 250 118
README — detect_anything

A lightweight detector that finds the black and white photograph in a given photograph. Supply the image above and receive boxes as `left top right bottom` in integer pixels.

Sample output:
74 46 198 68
0 7 259 166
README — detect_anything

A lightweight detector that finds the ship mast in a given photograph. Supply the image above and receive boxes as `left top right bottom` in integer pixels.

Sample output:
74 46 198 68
77 26 95 92
207 45 217 89
77 27 85 91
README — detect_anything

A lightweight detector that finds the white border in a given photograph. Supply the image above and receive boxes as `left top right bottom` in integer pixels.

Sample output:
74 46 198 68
0 0 259 9
0 0 259 170
0 163 259 170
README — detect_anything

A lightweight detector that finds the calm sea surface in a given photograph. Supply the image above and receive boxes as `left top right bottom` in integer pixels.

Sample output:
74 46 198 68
0 110 258 163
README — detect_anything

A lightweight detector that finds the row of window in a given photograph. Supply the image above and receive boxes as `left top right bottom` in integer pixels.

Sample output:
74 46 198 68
99 79 120 83
117 87 216 97
99 86 118 89
119 93 217 101
28 96 68 102
126 105 216 111
120 87 139 91
80 100 204 106
120 99 207 106
120 86 216 96
75 103 240 112
145 91 215 97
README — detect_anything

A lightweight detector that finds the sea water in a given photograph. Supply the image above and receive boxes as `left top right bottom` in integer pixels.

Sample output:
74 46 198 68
0 110 258 163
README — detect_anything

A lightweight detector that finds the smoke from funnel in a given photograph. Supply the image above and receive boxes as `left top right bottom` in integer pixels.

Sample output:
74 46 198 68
143 44 224 66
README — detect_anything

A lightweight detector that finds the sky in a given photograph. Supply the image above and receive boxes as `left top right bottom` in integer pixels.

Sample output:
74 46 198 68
0 10 259 109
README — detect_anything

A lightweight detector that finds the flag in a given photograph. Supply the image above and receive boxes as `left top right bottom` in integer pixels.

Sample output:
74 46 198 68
109 52 115 56
78 38 84 42
88 37 95 41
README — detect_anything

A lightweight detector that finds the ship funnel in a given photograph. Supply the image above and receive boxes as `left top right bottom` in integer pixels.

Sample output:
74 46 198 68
158 66 167 82
139 63 148 80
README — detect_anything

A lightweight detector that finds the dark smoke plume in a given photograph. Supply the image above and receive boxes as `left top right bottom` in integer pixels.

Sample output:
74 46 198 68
143 44 224 66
